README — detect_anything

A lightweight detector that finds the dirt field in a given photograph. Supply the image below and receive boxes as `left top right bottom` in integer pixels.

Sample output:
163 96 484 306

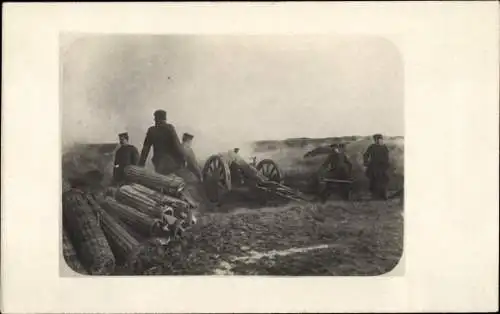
63 136 404 276
144 195 403 276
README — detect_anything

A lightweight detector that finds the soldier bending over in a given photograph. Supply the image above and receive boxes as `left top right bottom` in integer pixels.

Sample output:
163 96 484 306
138 109 186 175
317 143 353 202
181 132 203 182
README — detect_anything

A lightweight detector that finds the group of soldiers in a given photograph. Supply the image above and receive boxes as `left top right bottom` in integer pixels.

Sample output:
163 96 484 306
112 108 392 201
317 133 391 201
112 109 203 186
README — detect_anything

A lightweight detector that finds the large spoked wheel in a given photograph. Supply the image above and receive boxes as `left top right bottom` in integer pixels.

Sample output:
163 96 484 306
256 159 284 184
202 154 232 203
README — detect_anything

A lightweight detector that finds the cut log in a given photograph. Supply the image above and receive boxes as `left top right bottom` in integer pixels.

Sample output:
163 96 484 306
62 228 87 274
124 165 185 197
62 190 115 275
100 196 164 238
128 183 190 210
62 179 72 194
115 185 174 221
88 198 142 270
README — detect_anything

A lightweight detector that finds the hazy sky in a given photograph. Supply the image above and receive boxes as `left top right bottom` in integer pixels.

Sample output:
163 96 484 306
61 34 403 156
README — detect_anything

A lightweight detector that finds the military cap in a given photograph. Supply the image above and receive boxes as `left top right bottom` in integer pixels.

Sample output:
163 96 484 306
154 109 167 120
118 132 129 140
182 132 194 141
373 134 383 140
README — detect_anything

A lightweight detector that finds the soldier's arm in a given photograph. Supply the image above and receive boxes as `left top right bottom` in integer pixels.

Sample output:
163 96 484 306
138 128 153 166
384 146 391 167
114 148 119 166
131 146 140 165
344 154 353 170
168 124 186 163
186 149 203 181
321 153 334 169
363 145 372 166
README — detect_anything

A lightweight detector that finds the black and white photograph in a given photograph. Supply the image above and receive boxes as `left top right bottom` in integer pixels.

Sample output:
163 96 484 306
61 34 405 276
3 2 498 313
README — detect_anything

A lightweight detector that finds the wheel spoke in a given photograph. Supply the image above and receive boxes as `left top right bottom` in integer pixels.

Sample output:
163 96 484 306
270 167 277 177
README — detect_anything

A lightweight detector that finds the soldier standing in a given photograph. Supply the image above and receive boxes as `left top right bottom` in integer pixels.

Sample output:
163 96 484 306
317 143 353 201
181 132 203 182
113 132 140 185
363 133 390 200
138 110 186 175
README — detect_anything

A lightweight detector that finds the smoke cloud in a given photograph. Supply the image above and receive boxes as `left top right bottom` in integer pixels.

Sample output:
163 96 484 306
61 34 404 160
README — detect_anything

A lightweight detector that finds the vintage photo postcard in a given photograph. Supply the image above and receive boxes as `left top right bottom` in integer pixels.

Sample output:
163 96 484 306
2 2 498 313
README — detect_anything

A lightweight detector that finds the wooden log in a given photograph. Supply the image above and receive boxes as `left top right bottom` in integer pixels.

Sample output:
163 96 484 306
128 183 190 210
62 179 72 194
62 190 115 275
118 184 197 230
91 201 142 269
115 185 174 221
62 228 87 274
124 165 185 197
100 196 164 238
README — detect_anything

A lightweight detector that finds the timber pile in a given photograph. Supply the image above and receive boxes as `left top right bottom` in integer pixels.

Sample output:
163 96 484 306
62 165 198 275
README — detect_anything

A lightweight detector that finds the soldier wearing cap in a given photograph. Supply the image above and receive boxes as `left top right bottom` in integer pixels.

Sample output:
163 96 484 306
181 132 203 182
317 142 353 201
138 109 186 175
363 133 390 199
113 132 140 185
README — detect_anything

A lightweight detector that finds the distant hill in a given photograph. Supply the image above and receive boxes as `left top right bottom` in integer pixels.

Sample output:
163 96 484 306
252 135 403 152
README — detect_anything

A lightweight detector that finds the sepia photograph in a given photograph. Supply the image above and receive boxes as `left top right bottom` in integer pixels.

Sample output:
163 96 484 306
3 2 498 313
61 34 404 276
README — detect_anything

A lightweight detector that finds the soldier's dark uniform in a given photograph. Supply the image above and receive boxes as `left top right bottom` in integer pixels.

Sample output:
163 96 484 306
181 133 202 181
363 134 390 199
113 133 140 185
317 143 353 201
138 110 186 175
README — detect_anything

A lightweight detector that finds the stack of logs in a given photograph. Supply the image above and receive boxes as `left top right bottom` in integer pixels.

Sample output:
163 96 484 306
62 165 198 275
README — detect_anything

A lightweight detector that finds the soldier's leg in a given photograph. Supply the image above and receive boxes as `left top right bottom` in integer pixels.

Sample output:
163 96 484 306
318 171 335 202
379 171 389 200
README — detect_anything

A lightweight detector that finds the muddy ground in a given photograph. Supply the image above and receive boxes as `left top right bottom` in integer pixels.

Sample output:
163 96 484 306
63 137 404 276
145 195 403 276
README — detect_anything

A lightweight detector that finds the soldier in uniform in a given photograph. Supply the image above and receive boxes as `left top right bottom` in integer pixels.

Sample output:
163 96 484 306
363 133 390 200
113 132 140 185
317 143 353 202
138 109 186 175
181 132 203 182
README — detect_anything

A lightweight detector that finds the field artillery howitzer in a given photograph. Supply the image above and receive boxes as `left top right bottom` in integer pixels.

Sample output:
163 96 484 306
250 153 355 200
201 152 309 205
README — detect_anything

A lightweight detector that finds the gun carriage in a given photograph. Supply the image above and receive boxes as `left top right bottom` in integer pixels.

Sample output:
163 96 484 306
201 153 308 205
